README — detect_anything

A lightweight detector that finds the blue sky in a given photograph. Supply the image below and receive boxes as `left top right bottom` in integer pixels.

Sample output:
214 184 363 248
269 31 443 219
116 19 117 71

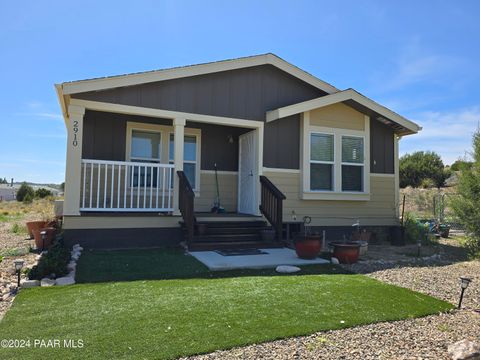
1 1 479 183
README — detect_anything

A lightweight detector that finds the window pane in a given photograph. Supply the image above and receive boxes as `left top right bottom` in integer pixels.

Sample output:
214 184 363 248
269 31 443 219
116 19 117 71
342 136 364 163
342 165 363 191
184 136 197 161
131 131 160 159
310 163 333 191
184 163 196 188
169 134 174 161
311 134 334 162
169 135 197 162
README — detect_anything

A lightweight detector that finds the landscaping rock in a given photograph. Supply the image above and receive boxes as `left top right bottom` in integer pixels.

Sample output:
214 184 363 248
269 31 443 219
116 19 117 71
55 277 75 286
20 279 40 288
40 278 55 287
448 340 480 360
67 261 76 271
275 265 301 273
330 257 339 264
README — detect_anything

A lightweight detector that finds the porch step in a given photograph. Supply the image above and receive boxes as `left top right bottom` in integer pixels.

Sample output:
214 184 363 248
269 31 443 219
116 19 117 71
188 241 283 251
193 234 262 243
204 226 271 235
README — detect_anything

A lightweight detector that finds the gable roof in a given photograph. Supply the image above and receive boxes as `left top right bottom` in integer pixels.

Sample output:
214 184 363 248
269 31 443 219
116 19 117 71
57 53 339 95
266 89 421 135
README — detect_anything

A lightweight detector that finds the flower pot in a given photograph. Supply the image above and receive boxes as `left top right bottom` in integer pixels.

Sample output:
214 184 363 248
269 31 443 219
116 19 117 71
330 242 361 264
295 234 322 259
26 221 47 239
33 227 56 250
260 229 276 242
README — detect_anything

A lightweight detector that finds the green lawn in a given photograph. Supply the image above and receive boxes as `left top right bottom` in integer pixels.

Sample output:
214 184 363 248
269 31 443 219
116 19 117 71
0 249 454 360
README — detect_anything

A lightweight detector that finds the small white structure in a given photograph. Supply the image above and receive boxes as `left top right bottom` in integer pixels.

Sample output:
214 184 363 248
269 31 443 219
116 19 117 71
0 185 16 201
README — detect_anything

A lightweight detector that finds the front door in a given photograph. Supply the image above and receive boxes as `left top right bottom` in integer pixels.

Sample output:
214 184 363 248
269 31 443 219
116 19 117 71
238 130 258 215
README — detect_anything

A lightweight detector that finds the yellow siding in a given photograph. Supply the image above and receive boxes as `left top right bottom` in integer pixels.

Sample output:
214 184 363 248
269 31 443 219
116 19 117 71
310 103 365 130
264 171 398 226
195 172 238 212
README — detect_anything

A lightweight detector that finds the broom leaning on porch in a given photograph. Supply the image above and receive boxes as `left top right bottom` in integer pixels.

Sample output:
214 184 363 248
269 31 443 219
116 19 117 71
211 163 226 213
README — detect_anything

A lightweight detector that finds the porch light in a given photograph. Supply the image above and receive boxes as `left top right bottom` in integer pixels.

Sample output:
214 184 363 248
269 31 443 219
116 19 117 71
458 277 472 309
14 259 24 288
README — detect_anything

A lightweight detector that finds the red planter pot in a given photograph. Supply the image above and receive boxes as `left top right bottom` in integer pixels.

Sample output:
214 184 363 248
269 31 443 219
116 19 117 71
33 227 56 250
331 242 361 264
295 235 322 259
26 221 47 239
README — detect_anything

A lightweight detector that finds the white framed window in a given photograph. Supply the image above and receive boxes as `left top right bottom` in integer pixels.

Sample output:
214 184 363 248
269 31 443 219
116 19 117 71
130 130 161 187
341 136 364 192
309 133 334 191
169 133 200 190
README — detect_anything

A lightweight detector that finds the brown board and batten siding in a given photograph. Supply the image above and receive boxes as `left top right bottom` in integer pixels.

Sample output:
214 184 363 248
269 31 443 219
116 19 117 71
370 119 394 174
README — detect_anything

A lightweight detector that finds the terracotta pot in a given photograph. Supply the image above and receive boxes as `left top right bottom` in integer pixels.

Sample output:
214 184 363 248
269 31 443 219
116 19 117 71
295 234 322 259
26 221 47 239
33 227 56 250
331 242 361 264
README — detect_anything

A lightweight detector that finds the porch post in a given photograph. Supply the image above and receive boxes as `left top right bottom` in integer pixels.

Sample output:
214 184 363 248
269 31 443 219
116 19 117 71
63 105 85 216
172 117 186 215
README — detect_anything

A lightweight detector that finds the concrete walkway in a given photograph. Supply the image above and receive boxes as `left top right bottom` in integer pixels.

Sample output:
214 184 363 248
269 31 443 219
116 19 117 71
189 248 329 271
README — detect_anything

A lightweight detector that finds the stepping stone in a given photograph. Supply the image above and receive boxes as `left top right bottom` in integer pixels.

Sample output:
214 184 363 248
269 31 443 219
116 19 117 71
55 277 75 286
40 278 55 287
276 265 301 273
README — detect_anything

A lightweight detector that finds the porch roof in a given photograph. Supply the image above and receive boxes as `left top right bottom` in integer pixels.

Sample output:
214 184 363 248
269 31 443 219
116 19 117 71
266 88 422 136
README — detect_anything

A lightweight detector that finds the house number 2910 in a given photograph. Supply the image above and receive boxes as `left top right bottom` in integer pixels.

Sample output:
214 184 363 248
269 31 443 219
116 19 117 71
72 120 79 147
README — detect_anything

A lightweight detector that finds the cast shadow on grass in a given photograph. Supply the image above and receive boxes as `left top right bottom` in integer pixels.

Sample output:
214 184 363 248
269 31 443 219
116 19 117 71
75 247 352 284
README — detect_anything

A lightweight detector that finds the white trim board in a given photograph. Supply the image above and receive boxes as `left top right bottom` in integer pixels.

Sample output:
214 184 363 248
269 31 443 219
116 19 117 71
262 167 300 174
69 98 264 129
200 170 238 175
266 88 421 135
58 54 339 95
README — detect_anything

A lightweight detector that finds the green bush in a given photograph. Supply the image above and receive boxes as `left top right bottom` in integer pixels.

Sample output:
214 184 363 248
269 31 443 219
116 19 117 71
403 212 429 243
451 130 480 258
34 188 52 199
420 178 435 189
22 193 33 204
16 182 34 202
400 151 450 188
28 241 70 280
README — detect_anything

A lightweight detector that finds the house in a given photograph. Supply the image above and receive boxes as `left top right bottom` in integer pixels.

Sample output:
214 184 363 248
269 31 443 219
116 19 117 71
0 184 16 201
55 54 420 249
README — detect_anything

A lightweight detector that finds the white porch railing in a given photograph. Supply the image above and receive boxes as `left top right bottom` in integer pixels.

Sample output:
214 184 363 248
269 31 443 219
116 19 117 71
80 159 174 212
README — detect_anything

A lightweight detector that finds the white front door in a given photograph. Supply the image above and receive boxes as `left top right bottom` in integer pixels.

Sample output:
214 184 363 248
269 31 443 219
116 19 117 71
238 130 257 215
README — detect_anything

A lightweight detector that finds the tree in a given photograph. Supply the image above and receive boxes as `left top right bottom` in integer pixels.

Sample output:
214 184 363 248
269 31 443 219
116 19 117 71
451 130 480 257
450 160 473 171
0 178 7 184
400 151 449 188
35 188 53 198
16 182 34 202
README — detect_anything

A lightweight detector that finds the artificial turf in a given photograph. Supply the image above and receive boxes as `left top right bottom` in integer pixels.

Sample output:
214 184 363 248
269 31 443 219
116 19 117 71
0 249 454 360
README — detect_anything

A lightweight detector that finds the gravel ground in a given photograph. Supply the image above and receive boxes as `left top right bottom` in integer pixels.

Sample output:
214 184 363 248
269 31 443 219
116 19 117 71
186 240 480 360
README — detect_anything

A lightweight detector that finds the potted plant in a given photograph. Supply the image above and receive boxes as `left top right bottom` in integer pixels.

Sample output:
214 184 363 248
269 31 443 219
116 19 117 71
330 241 361 264
295 232 322 259
32 226 56 250
26 220 47 239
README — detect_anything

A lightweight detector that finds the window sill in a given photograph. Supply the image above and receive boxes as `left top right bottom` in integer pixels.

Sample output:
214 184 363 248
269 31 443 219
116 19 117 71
301 191 370 201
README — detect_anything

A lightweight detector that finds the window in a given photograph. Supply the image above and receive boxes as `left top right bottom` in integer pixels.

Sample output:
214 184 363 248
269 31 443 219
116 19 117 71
341 136 364 192
169 134 198 189
310 133 334 191
130 130 161 187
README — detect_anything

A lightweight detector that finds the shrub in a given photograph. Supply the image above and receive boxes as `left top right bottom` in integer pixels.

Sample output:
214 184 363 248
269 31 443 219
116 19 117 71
16 182 34 202
451 130 480 258
400 151 450 188
403 212 429 243
11 223 28 235
28 241 70 280
420 178 435 189
34 188 52 199
22 193 33 204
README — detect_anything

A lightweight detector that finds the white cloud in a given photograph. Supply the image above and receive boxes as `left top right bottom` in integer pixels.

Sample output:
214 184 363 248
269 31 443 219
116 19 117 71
400 107 480 164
